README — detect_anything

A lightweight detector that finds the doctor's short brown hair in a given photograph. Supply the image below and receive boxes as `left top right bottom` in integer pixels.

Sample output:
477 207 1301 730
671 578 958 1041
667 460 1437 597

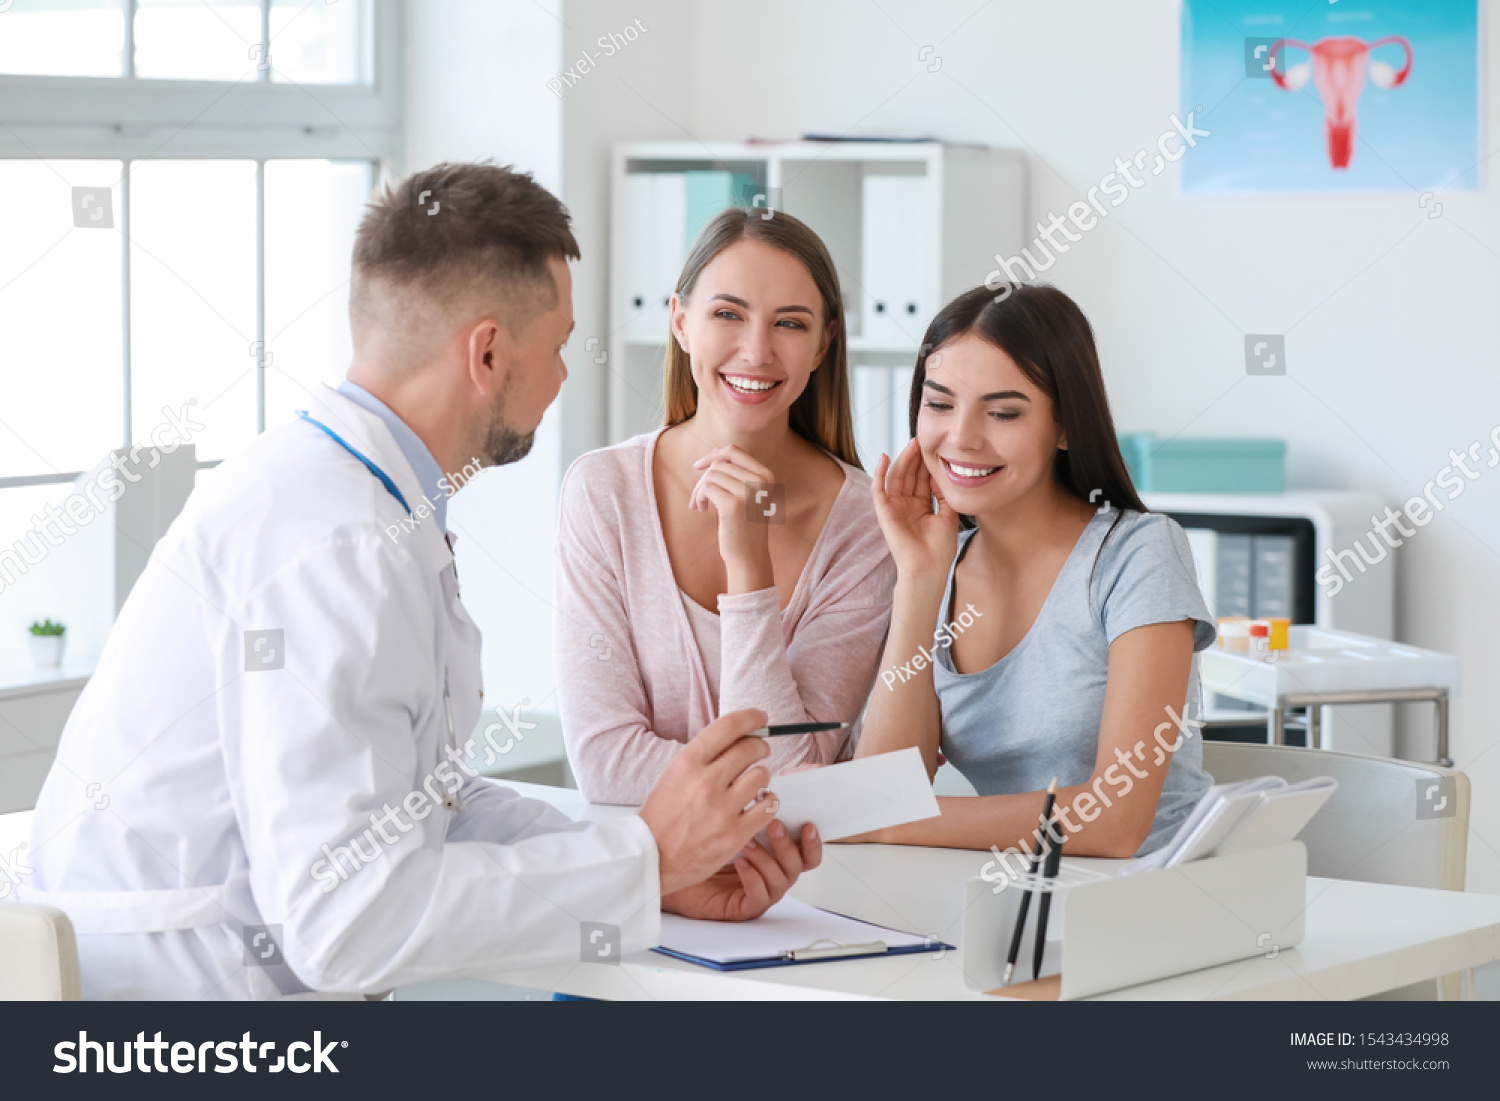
350 161 581 337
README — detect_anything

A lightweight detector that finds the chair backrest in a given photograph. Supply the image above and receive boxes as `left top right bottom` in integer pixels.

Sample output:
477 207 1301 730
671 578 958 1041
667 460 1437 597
0 900 81 1000
1201 742 1468 892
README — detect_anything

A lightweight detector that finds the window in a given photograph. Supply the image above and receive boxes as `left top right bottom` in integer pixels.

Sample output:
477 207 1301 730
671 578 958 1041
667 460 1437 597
0 159 124 480
0 1 128 78
0 0 399 652
263 158 375 429
0 0 371 84
134 0 268 81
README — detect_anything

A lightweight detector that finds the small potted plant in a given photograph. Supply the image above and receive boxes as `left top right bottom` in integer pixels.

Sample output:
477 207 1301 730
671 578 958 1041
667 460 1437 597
28 619 66 668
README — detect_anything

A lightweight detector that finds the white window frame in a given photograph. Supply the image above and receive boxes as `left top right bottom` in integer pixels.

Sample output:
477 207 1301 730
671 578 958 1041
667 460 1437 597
0 0 403 490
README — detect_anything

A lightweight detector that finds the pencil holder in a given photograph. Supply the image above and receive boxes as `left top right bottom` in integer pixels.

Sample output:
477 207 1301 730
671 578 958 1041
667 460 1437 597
961 842 1307 999
957 862 1110 989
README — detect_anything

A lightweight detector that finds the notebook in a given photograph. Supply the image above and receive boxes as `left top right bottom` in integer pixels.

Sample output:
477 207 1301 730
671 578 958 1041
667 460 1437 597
1120 775 1337 876
655 896 949 971
1213 778 1339 857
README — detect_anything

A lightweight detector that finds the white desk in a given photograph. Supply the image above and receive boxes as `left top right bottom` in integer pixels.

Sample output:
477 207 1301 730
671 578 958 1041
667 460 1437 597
433 782 1500 1001
7 786 1497 1001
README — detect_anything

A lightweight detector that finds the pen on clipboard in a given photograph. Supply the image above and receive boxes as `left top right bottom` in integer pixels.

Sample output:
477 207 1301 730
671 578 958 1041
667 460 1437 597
749 722 850 737
1003 777 1057 986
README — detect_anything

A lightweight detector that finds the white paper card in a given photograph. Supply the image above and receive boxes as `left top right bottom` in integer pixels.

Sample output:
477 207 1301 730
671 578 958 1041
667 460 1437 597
766 747 939 841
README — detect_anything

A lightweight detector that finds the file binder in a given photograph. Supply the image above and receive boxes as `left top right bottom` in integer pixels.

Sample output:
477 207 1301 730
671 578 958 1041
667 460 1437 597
852 364 891 471
1252 534 1295 619
890 364 915 450
618 172 686 343
851 364 918 470
861 174 930 346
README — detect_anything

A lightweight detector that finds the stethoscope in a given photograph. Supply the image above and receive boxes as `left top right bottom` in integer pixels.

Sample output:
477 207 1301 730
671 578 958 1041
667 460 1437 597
298 410 465 813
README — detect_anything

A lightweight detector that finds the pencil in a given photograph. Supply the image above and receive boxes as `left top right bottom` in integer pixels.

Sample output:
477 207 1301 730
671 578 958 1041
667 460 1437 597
1032 808 1065 980
1003 777 1057 986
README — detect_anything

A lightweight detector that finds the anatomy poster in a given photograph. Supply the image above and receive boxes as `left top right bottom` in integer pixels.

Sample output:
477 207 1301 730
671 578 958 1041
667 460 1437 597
1181 0 1479 193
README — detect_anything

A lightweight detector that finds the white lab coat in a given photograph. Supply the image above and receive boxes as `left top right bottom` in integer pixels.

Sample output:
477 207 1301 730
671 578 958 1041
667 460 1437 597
22 385 661 999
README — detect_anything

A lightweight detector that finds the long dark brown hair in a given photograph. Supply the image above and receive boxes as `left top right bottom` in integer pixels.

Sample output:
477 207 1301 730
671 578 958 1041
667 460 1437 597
663 207 861 468
909 282 1145 543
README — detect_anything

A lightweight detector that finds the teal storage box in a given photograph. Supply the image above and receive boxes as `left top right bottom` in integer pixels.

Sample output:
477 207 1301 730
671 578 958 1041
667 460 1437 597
1117 434 1285 494
685 171 758 250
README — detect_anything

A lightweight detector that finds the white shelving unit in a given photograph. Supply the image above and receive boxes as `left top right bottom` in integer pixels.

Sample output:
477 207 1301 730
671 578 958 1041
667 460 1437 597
607 141 1027 452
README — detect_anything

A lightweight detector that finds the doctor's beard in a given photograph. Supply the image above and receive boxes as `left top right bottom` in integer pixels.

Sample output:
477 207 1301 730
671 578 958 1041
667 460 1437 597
482 402 535 468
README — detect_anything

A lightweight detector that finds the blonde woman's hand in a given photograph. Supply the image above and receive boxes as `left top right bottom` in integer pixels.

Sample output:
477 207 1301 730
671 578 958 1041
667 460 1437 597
870 438 960 582
690 445 777 594
661 820 822 922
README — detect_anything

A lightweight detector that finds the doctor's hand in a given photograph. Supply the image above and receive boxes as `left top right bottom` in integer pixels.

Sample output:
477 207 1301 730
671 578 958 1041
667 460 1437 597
662 819 822 922
641 709 779 896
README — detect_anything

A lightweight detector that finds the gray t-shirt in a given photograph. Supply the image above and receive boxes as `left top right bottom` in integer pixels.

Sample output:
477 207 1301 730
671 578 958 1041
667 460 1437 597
933 509 1216 855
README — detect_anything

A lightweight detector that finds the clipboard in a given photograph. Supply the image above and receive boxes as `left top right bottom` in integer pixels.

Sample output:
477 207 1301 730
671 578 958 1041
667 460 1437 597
653 897 954 971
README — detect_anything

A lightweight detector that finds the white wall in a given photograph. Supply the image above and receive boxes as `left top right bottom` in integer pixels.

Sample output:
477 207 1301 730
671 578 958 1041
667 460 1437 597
404 0 564 719
404 0 562 192
560 0 695 465
560 0 1500 894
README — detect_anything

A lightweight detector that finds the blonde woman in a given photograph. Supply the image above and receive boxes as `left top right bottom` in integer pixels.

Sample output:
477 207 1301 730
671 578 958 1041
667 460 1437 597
556 208 896 804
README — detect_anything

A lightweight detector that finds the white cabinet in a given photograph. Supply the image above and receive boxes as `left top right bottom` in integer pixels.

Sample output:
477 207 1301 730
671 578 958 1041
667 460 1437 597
1143 491 1399 756
607 141 1027 451
0 660 91 814
0 446 196 811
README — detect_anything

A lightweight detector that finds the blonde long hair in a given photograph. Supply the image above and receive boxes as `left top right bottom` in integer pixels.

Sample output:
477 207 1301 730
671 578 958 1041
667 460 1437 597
662 207 861 469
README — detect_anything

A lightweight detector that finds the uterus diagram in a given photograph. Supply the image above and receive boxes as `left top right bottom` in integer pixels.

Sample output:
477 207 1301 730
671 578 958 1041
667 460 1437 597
1267 36 1414 169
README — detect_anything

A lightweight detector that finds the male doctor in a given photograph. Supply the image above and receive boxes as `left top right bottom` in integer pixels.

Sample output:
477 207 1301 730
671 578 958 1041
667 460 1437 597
22 162 818 999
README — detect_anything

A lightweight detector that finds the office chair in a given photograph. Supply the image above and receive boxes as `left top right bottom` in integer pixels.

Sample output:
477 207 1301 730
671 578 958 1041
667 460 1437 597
0 899 81 1000
1203 740 1471 999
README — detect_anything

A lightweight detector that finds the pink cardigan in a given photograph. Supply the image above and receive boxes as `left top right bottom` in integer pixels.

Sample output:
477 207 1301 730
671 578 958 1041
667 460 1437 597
554 429 897 805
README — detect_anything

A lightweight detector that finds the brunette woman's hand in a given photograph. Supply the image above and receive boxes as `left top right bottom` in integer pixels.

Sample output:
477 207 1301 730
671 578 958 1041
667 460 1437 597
661 820 822 922
690 445 777 593
870 438 960 582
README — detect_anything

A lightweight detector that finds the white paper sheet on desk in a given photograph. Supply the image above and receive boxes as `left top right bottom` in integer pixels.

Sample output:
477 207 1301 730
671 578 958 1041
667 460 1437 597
765 747 939 841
